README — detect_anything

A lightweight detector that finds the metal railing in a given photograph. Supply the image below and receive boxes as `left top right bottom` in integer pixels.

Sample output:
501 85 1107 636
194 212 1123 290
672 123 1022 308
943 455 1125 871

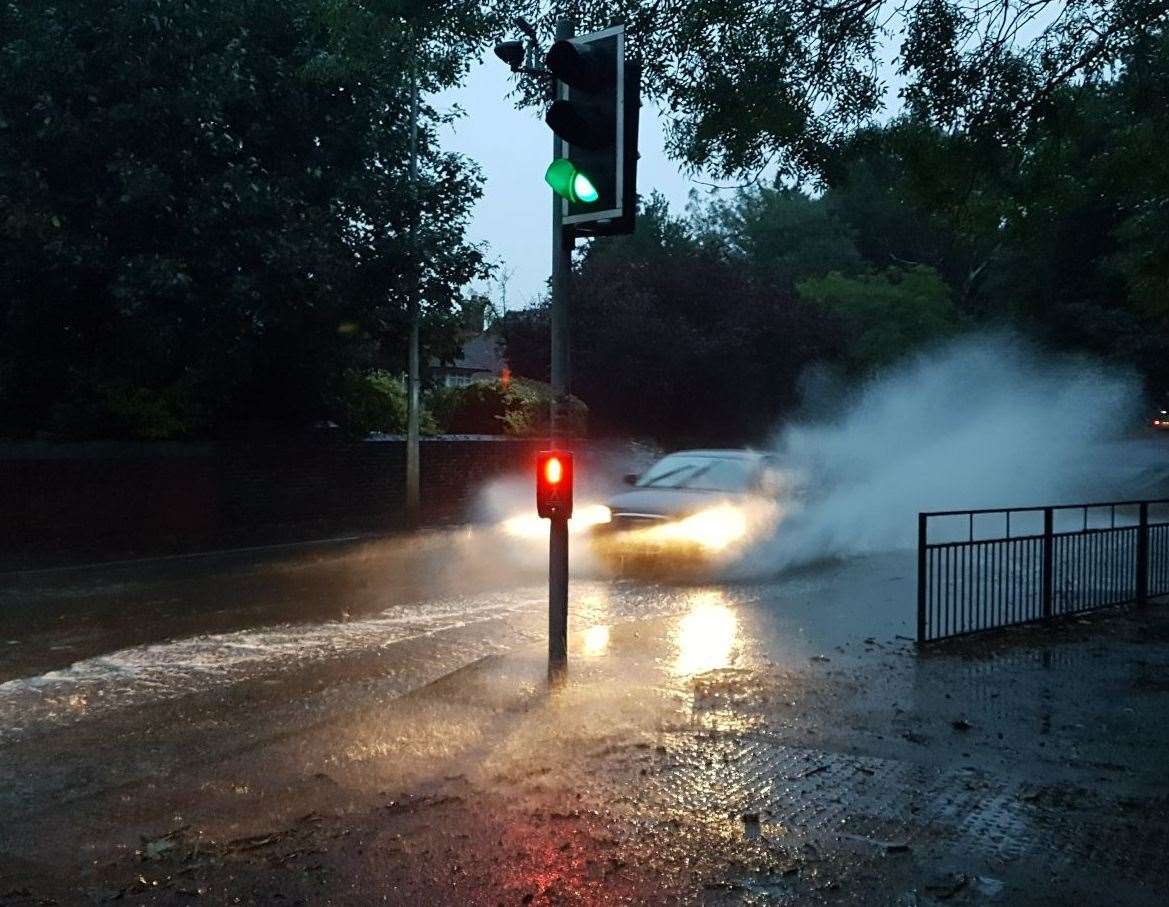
917 499 1169 643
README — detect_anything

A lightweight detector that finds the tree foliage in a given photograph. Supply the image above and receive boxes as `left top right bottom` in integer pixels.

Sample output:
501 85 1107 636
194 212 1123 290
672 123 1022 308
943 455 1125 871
559 194 842 443
0 0 498 439
692 188 864 292
501 30 1169 441
797 266 961 372
426 378 586 436
508 0 1169 181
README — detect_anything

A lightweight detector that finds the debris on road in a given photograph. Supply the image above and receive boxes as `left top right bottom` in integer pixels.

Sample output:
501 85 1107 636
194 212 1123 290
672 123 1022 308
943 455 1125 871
923 871 970 899
4 561 1169 905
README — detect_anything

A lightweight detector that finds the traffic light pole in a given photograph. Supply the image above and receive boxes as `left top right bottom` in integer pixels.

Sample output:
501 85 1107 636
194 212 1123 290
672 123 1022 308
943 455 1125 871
548 17 573 682
494 15 636 682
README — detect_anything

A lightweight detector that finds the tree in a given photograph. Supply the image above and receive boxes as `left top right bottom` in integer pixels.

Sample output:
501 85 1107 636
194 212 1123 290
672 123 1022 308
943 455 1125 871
509 1 1169 181
557 195 840 442
497 303 551 384
805 33 1169 393
797 265 962 372
0 0 497 439
961 29 1169 393
691 181 864 292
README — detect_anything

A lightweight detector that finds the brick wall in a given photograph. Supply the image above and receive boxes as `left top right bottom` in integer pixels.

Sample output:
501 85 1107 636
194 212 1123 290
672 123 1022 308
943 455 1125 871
0 437 641 566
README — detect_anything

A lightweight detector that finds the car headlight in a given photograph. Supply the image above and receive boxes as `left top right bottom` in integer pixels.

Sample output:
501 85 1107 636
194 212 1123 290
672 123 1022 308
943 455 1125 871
574 503 612 528
674 506 749 551
632 505 750 552
500 503 610 540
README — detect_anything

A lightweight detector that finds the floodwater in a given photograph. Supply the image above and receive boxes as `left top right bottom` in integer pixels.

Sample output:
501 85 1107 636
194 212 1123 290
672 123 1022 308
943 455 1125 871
0 527 914 743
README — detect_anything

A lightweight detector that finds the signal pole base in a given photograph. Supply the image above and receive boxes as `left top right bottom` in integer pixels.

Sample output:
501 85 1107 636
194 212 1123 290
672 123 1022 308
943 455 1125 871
549 516 569 682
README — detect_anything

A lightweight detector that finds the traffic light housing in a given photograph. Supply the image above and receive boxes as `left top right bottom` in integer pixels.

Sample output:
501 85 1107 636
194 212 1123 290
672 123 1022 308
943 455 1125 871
544 24 639 236
493 40 524 70
536 450 574 519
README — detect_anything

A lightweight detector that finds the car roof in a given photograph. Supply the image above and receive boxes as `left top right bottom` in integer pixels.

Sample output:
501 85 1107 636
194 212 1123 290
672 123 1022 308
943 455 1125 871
661 449 767 461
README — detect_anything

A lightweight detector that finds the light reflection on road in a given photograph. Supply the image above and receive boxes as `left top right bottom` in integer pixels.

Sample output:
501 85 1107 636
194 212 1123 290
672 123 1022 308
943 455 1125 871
672 591 738 676
0 578 765 741
0 543 921 745
581 624 610 657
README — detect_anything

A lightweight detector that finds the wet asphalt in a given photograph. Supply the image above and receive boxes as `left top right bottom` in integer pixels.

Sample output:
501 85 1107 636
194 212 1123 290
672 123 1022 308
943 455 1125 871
0 529 1167 904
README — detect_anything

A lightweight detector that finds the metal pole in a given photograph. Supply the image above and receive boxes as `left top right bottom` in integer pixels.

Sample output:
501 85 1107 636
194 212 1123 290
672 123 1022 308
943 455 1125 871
917 513 928 643
405 53 421 527
1042 507 1054 620
1136 501 1149 605
550 19 572 443
548 17 573 681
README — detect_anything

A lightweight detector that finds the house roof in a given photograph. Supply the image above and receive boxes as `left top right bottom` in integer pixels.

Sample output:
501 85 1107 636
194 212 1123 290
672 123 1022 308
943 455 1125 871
431 332 506 374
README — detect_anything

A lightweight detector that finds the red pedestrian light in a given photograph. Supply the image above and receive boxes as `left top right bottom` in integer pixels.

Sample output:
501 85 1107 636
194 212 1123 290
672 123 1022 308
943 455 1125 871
536 450 573 519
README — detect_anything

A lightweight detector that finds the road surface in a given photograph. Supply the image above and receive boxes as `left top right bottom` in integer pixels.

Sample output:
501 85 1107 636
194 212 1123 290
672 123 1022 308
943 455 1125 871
1 515 1167 903
0 527 917 742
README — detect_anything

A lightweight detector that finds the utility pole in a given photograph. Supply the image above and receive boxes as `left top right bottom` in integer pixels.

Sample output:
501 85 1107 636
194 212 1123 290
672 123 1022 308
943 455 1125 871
405 52 421 527
547 17 573 680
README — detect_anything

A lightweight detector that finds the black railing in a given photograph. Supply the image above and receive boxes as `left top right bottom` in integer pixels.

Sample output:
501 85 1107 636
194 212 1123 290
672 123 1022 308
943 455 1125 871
917 499 1169 643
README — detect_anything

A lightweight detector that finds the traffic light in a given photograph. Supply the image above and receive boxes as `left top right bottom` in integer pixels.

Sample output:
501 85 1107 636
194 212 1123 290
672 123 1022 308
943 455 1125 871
536 450 574 519
544 24 639 236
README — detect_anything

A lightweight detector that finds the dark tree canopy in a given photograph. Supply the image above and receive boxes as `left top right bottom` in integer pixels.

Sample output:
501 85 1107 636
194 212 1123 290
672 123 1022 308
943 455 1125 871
501 30 1169 441
0 0 499 439
506 0 1169 181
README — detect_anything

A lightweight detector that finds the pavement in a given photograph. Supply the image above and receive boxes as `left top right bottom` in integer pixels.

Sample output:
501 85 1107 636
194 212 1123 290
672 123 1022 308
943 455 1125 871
1 530 1168 905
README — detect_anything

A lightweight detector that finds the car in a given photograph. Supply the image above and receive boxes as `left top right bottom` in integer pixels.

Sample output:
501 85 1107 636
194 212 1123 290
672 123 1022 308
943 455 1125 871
591 449 780 571
1153 409 1169 431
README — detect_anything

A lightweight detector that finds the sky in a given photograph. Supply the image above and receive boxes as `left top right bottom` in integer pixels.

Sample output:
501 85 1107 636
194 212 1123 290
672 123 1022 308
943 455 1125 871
435 58 709 310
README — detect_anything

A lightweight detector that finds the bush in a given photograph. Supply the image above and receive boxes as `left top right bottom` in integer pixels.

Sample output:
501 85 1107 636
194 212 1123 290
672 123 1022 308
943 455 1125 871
426 379 587 436
499 379 588 437
40 382 196 441
101 384 193 440
426 381 508 434
332 371 437 438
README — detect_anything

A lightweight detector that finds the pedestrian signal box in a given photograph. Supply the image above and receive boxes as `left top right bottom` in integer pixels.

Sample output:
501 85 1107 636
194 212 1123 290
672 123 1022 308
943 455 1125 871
536 451 573 520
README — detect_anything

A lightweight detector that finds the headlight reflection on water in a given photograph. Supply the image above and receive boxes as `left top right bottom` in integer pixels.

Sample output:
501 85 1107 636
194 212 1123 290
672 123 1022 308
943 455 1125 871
581 624 611 657
673 592 738 676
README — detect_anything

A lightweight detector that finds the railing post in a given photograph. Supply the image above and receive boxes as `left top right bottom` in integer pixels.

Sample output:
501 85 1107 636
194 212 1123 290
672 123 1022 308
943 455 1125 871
1136 501 1149 606
1042 507 1054 620
917 512 928 643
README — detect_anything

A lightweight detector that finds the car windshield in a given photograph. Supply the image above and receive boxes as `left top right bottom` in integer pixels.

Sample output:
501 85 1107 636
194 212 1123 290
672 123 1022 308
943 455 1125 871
636 455 755 492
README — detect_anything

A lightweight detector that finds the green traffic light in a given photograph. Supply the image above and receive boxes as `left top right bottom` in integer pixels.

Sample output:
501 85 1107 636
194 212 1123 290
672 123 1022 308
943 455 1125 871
572 171 599 203
544 158 599 204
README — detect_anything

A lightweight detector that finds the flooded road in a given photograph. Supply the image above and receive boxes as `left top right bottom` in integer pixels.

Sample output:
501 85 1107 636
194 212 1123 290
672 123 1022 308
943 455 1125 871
1 527 1167 904
0 528 914 743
